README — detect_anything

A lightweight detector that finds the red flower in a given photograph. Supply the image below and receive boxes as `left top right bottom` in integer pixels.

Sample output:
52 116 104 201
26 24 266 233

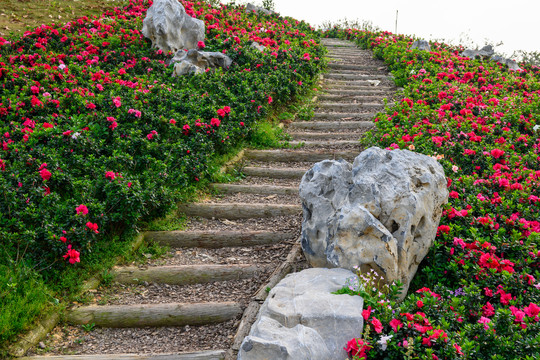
417 300 424 308
105 171 116 180
86 222 99 234
210 118 221 127
344 338 371 358
112 96 122 108
76 204 89 215
43 122 54 129
39 168 52 181
362 305 372 320
198 41 205 49
389 318 403 332
438 225 450 234
490 148 505 159
524 303 540 318
63 245 80 264
482 302 495 317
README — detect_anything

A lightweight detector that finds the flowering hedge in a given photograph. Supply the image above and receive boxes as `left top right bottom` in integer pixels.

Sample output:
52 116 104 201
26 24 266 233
0 0 324 274
325 29 540 359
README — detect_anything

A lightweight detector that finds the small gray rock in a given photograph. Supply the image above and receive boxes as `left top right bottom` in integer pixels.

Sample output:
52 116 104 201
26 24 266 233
250 42 266 52
410 40 431 51
171 49 232 76
245 3 274 15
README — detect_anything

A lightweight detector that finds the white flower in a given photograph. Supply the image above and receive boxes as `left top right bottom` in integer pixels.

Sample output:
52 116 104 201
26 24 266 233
534 125 540 132
59 64 66 70
377 334 393 351
71 132 81 139
452 165 459 173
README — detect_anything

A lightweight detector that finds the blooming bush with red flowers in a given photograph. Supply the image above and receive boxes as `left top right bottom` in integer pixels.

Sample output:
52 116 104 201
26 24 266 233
0 0 324 277
325 27 539 359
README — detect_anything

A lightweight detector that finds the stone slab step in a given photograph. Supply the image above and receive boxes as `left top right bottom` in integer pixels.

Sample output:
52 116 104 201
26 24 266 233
146 230 294 248
318 102 387 111
244 149 357 162
313 112 375 120
289 121 373 130
242 167 307 179
324 80 391 87
20 351 226 360
289 140 359 147
111 264 263 285
178 202 301 219
67 302 243 328
324 83 393 91
212 183 297 195
324 73 389 80
289 131 361 140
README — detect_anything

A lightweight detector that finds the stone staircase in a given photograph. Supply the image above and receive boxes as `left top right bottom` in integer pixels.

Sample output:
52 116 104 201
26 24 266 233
21 38 395 360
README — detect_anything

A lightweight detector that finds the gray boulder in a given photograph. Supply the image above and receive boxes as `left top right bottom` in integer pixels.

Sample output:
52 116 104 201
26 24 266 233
171 49 232 76
239 268 363 360
462 45 494 59
410 40 431 51
250 42 266 52
142 0 205 53
491 55 522 71
299 147 449 298
245 3 274 15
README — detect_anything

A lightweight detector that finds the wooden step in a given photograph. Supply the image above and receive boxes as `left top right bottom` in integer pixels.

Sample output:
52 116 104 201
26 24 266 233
289 131 361 140
146 230 294 248
289 140 359 147
244 149 357 162
242 166 307 179
328 63 384 71
212 183 297 195
313 112 375 120
318 102 386 111
67 302 243 328
324 73 389 80
289 121 373 130
319 94 388 102
20 351 226 360
112 264 263 285
178 202 301 219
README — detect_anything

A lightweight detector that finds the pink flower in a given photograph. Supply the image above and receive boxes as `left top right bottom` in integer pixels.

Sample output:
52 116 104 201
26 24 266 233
417 300 424 308
76 204 89 215
344 338 371 358
482 302 495 317
268 96 273 104
478 316 491 330
223 106 231 114
371 317 383 333
303 53 311 61
362 306 372 320
490 148 505 159
169 119 176 125
147 130 158 140
210 118 221 127
198 41 205 49
105 171 116 180
43 122 54 129
217 108 226 117
524 303 540 318
389 318 403 332
112 96 121 108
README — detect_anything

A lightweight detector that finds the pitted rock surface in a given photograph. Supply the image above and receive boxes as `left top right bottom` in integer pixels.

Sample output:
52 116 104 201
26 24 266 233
299 146 449 297
238 268 363 360
171 49 233 76
142 0 205 53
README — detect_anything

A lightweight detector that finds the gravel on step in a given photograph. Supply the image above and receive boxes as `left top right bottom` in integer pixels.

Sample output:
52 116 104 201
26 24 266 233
231 176 301 188
185 214 302 233
206 192 300 205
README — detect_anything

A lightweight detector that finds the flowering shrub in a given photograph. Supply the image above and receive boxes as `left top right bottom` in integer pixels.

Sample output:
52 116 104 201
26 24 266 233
325 28 540 359
0 0 324 273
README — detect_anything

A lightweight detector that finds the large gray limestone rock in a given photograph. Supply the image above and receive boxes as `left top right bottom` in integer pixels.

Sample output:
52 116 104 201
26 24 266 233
299 147 449 297
461 46 522 71
171 49 232 76
245 3 274 15
238 268 363 360
142 0 205 53
410 40 431 51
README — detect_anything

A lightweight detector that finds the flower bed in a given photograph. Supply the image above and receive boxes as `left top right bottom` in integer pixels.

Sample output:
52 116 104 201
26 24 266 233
0 0 324 346
325 29 539 359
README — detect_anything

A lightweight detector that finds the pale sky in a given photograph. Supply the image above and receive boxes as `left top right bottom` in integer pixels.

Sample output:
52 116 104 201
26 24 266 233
249 0 539 57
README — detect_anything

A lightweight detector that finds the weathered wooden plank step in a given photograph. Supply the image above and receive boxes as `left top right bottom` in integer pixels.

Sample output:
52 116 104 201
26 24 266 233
324 73 389 80
318 102 387 111
289 140 359 147
178 203 301 219
313 112 376 120
242 166 307 179
289 131 361 140
146 230 294 248
111 264 263 285
212 183 297 195
67 302 242 328
244 149 357 162
289 121 373 130
20 350 226 360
